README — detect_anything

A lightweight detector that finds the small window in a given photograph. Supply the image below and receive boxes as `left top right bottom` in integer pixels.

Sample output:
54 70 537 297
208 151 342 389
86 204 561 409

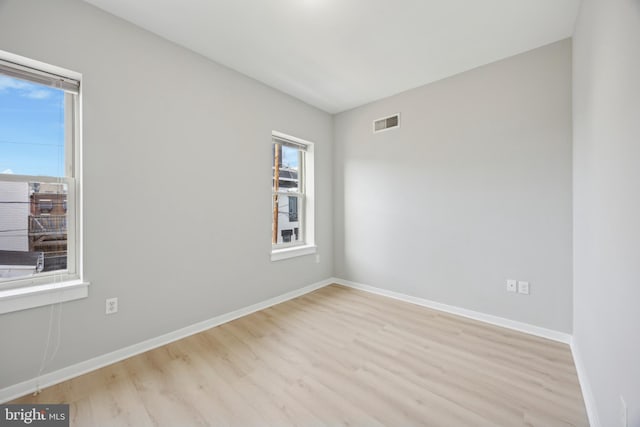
288 196 298 222
271 132 315 258
0 53 81 287
38 199 54 214
281 229 293 243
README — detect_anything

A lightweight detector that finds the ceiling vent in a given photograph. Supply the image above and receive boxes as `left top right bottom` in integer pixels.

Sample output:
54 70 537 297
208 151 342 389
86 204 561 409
373 113 400 133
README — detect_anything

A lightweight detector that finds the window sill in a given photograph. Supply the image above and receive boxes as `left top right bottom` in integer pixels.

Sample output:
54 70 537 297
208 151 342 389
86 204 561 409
0 280 89 314
271 245 317 261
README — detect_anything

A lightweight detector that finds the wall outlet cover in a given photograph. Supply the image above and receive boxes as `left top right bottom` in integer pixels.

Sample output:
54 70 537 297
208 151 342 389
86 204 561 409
506 280 517 292
517 281 530 295
106 297 118 314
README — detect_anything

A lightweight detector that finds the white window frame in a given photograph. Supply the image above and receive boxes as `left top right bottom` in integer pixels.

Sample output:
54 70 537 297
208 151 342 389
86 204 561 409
0 50 88 314
271 131 316 261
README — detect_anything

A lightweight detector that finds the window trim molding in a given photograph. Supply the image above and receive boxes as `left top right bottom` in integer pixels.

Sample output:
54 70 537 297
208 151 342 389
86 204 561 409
0 49 87 313
271 244 317 262
0 280 89 314
0 50 82 83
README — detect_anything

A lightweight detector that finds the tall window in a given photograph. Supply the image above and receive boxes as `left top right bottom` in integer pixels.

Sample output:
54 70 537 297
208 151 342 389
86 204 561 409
271 132 314 259
0 55 80 287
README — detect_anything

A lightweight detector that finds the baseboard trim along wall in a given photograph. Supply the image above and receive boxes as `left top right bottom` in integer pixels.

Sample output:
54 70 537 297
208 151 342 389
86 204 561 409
332 278 572 344
0 278 334 404
570 339 601 427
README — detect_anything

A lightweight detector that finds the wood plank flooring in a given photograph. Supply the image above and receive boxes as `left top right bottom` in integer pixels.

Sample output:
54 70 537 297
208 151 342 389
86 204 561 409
12 284 589 426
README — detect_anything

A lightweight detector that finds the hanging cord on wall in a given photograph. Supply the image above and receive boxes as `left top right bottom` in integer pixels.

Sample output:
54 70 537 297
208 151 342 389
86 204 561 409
34 299 63 395
34 106 68 396
33 200 65 395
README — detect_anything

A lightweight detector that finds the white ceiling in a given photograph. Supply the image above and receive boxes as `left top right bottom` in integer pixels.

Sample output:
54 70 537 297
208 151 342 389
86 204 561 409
83 0 581 113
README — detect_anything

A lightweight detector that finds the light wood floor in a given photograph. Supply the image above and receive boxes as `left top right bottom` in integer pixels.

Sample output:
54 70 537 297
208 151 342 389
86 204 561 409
13 284 589 426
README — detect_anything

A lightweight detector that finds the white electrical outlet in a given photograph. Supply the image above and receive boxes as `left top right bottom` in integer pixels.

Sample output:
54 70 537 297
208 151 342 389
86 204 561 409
315 254 320 264
621 395 627 427
518 281 530 295
506 280 517 292
106 297 118 314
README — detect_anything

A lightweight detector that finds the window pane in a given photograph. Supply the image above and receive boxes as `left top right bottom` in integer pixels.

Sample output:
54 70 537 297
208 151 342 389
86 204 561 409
272 194 302 245
0 55 79 290
0 75 66 177
272 137 307 248
0 180 68 281
272 143 301 193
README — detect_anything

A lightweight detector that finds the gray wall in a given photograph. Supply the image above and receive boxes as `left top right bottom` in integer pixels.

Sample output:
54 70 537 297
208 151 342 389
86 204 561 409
0 0 333 389
334 40 573 332
573 0 640 425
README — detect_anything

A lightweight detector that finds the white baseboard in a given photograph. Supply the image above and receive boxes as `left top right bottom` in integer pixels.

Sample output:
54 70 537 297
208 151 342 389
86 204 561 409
0 278 333 404
571 339 600 427
333 278 572 344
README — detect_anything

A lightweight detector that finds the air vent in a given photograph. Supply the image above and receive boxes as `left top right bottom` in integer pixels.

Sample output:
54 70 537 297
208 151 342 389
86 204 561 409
373 113 400 133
